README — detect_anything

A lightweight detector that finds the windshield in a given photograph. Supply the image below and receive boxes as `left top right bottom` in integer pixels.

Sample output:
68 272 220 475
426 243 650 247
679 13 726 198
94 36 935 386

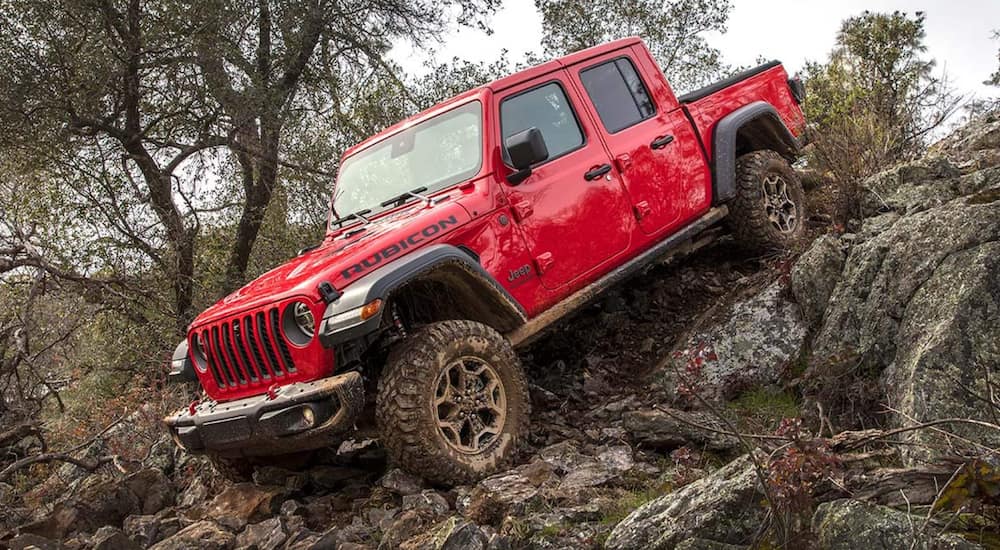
331 101 483 221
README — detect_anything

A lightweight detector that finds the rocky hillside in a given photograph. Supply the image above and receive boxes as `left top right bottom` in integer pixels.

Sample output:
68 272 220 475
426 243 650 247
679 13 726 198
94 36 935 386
3 112 999 549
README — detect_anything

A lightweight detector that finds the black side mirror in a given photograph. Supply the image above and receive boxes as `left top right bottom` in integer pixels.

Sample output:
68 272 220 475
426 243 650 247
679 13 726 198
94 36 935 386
504 128 548 185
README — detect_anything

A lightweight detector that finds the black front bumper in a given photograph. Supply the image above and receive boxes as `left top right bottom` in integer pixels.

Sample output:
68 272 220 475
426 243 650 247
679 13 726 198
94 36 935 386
163 371 364 457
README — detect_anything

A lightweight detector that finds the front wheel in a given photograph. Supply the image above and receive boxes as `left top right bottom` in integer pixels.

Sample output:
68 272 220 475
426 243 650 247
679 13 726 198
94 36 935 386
376 320 530 485
727 149 807 252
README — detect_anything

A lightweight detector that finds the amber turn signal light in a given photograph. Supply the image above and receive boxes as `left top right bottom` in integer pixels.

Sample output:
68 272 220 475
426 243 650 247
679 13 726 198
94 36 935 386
360 299 382 321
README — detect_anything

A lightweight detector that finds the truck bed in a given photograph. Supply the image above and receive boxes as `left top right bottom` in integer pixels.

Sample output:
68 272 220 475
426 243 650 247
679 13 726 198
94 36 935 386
678 61 806 161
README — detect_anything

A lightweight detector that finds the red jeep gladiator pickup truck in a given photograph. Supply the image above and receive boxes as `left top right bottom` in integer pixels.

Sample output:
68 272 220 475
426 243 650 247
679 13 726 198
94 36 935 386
165 37 807 483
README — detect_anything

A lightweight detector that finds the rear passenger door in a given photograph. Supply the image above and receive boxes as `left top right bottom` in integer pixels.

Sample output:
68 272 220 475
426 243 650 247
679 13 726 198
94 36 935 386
569 52 704 235
496 73 633 291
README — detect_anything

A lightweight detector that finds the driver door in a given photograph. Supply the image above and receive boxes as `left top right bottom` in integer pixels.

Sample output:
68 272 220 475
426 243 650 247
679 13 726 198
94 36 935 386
496 73 633 291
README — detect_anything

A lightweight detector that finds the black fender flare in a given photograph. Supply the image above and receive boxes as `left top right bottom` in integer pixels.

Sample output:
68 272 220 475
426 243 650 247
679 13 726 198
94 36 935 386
711 101 801 204
167 340 198 383
318 244 527 348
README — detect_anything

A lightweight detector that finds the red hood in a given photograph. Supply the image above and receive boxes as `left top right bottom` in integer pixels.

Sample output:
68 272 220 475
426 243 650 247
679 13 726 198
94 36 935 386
193 200 471 327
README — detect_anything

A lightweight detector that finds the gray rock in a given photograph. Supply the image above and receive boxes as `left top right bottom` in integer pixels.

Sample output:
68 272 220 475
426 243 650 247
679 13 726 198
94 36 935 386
279 499 306 518
401 490 450 516
6 533 61 550
665 282 807 400
308 466 367 491
19 468 173 540
147 520 235 550
812 195 1000 462
462 460 555 524
125 468 176 516
888 238 1000 463
862 155 963 214
622 408 739 451
379 509 436 550
90 526 138 550
253 467 307 491
399 516 489 550
235 517 287 550
790 234 846 326
187 483 288 531
812 499 984 550
675 539 745 550
606 454 766 549
380 468 424 496
177 476 208 508
538 441 591 472
558 461 616 490
123 514 159 547
597 445 634 473
122 512 177 547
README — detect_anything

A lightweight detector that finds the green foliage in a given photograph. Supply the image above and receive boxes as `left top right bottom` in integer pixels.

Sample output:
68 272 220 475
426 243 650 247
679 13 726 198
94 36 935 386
0 1 510 487
599 487 665 526
988 31 1000 87
801 11 958 221
729 387 801 431
535 0 731 92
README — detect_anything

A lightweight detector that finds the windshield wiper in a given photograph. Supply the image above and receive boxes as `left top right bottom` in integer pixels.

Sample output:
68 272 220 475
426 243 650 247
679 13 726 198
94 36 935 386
379 186 430 208
330 208 372 228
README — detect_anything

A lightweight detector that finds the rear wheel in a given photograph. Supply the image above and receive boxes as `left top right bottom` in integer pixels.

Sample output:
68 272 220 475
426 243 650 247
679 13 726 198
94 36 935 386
376 320 529 485
727 149 806 251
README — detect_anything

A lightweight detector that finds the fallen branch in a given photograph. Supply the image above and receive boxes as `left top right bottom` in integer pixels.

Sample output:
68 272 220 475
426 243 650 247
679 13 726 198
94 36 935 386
0 414 125 482
0 453 114 482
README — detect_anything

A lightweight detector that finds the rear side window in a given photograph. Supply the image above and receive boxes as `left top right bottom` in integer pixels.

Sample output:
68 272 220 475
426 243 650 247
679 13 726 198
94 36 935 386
580 58 655 133
501 82 584 162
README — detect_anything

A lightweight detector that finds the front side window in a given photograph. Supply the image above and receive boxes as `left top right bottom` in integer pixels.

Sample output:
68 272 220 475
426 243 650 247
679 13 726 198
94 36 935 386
500 82 584 162
580 58 655 133
332 101 483 219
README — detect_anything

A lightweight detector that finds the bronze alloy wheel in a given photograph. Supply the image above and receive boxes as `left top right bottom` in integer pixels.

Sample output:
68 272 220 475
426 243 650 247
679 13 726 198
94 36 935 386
376 320 529 485
761 173 799 233
433 357 507 454
727 149 807 251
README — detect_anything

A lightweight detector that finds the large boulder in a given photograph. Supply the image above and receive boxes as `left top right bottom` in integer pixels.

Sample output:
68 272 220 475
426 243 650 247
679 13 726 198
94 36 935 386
812 499 984 550
811 192 1000 461
661 282 807 400
186 483 288 531
790 234 847 326
399 516 489 550
147 520 235 550
862 155 963 215
605 454 766 549
234 517 287 550
18 468 175 539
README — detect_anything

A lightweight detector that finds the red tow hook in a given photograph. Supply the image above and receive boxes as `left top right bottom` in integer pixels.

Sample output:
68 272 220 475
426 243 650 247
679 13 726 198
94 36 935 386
266 384 280 401
188 400 200 416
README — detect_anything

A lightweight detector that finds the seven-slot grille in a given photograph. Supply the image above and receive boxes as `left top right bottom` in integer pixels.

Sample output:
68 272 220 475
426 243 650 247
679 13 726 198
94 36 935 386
194 308 297 391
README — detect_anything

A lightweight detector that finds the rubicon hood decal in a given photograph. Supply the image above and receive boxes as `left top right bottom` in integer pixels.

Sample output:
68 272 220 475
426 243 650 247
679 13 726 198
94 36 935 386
340 215 459 280
191 203 469 326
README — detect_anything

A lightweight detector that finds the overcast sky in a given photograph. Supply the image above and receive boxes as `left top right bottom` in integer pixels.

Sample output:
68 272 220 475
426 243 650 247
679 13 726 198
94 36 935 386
390 0 1000 101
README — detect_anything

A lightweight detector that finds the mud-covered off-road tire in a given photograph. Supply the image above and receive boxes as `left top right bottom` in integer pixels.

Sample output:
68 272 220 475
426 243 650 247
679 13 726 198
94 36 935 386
727 149 807 251
376 320 530 485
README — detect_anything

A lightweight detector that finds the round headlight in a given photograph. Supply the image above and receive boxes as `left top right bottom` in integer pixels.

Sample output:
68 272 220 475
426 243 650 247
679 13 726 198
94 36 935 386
292 301 315 339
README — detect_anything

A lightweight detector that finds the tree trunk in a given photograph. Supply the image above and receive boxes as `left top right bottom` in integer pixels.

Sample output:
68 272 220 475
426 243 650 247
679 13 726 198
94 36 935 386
222 128 281 294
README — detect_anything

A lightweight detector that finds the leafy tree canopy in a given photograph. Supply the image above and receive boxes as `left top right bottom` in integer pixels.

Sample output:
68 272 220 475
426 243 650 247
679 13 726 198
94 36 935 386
535 0 731 92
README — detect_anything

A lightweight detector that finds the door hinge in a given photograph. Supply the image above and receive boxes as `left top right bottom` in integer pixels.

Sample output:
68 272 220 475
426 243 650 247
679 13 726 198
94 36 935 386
511 200 533 222
534 252 554 274
614 153 632 172
633 201 651 221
